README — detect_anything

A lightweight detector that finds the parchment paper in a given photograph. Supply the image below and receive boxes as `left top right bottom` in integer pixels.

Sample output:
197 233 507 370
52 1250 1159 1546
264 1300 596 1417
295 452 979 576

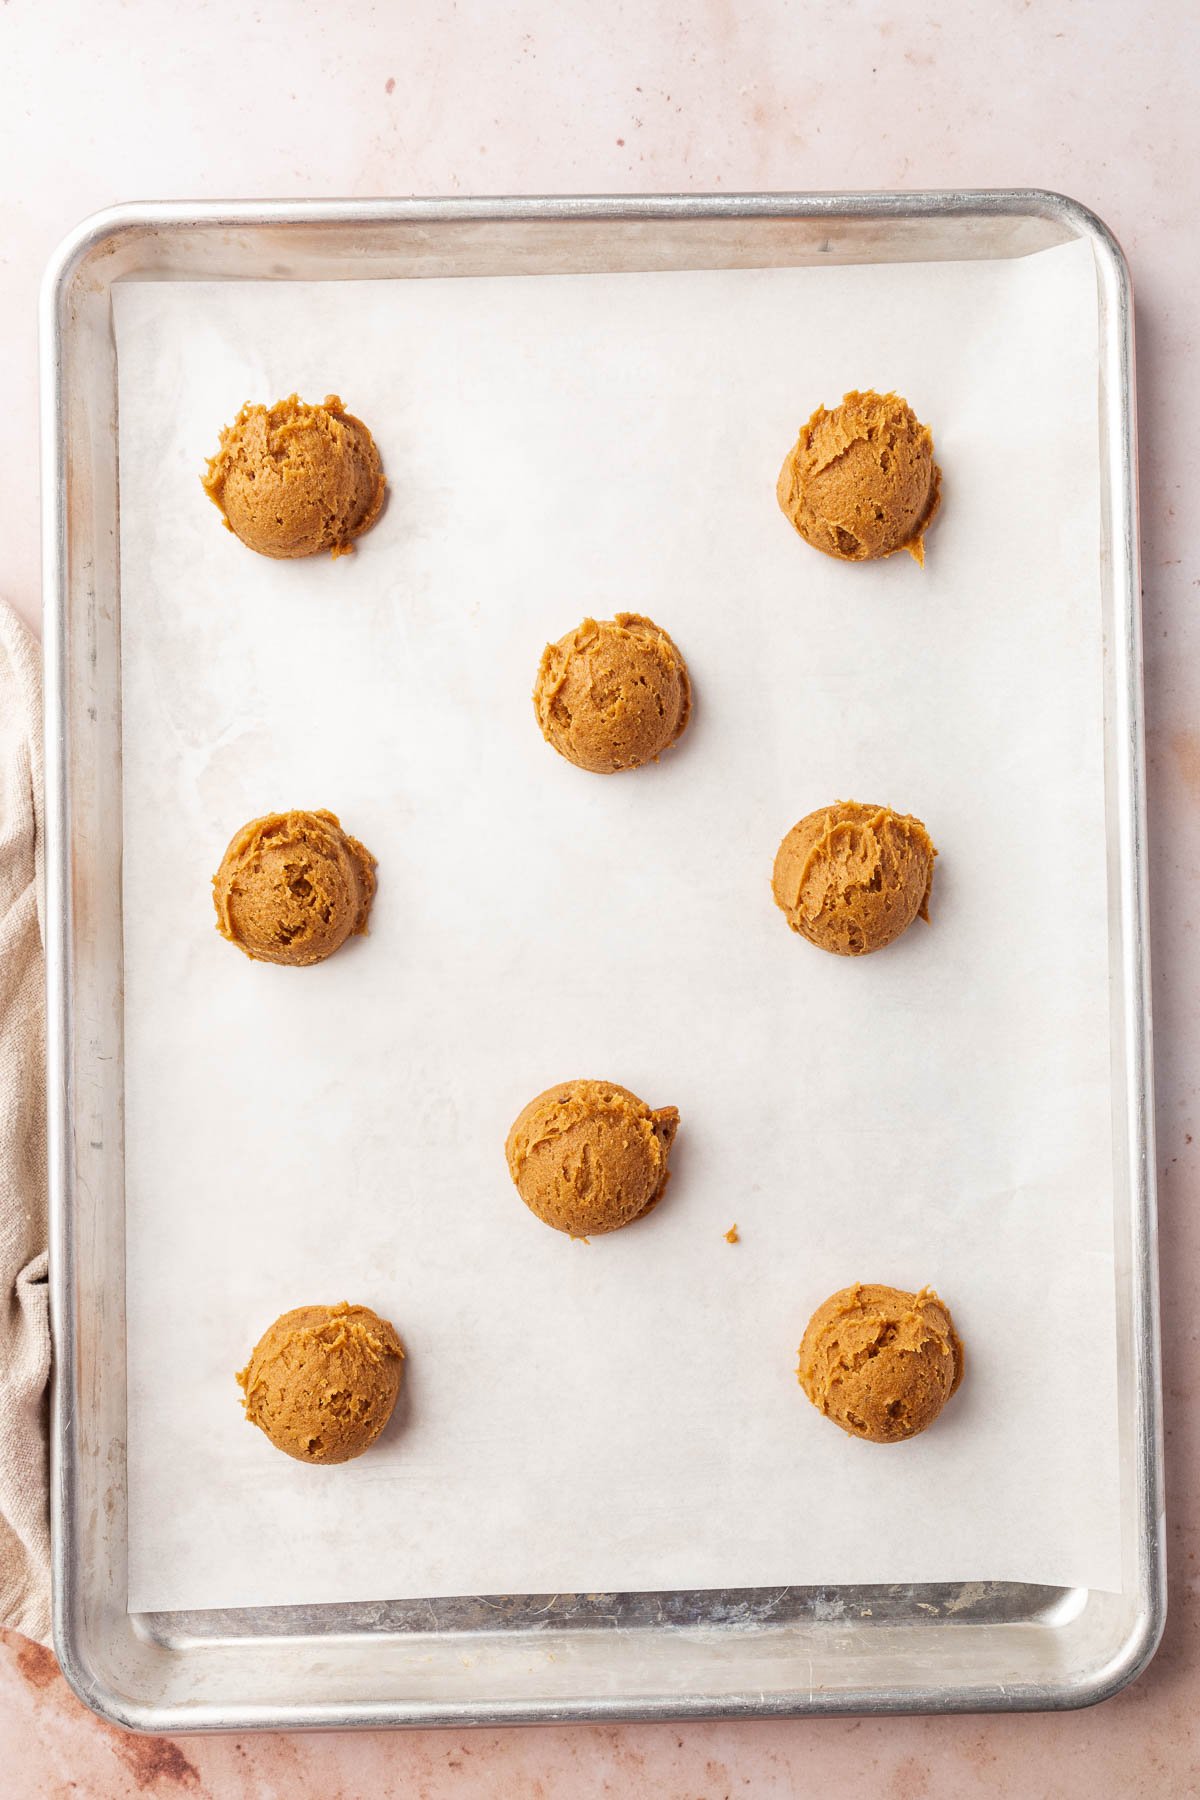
114 237 1121 1613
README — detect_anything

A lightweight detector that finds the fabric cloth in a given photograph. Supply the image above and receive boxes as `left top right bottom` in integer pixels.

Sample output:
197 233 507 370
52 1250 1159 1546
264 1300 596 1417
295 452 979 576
0 600 50 1645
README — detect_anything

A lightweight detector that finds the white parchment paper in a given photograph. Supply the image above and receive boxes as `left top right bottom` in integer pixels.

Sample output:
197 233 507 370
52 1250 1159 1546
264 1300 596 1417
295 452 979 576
114 238 1121 1613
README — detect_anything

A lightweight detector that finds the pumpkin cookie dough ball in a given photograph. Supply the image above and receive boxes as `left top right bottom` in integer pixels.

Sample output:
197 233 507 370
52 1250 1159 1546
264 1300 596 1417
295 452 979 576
798 1283 964 1444
777 389 940 564
213 809 376 967
772 800 935 957
505 1079 680 1236
202 393 385 558
236 1301 405 1465
533 613 692 774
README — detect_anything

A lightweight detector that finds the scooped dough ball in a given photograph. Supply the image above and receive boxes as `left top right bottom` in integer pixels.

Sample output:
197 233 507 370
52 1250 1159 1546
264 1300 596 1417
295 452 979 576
798 1283 964 1443
772 800 935 956
213 809 376 967
202 393 385 558
776 389 940 564
533 613 692 774
236 1301 405 1465
505 1079 680 1236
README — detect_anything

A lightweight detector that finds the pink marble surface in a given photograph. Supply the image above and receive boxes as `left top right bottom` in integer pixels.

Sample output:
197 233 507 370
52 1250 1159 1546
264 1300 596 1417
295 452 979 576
2 0 1198 1792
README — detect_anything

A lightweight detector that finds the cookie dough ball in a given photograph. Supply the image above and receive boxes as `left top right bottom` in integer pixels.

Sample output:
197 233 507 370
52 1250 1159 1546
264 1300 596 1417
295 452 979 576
505 1079 680 1236
213 809 376 967
202 393 385 558
772 800 935 956
798 1283 963 1443
533 613 692 774
777 390 940 564
236 1301 405 1465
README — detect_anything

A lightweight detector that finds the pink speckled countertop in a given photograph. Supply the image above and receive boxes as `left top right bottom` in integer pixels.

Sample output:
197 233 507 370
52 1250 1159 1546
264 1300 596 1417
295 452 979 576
2 1 1199 1794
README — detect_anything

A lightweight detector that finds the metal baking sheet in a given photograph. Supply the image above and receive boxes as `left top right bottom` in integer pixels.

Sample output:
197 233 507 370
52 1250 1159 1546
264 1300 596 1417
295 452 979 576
43 193 1164 1729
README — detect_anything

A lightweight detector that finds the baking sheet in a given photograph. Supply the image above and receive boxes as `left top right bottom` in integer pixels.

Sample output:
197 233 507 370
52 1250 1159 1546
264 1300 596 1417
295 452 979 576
114 238 1120 1614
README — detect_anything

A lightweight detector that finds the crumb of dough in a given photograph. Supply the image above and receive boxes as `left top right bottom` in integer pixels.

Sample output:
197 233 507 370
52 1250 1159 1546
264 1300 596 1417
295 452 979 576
724 1224 740 1244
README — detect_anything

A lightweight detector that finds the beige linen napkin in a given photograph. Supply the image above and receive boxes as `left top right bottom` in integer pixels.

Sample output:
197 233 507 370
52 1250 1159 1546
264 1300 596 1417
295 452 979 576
0 599 50 1645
